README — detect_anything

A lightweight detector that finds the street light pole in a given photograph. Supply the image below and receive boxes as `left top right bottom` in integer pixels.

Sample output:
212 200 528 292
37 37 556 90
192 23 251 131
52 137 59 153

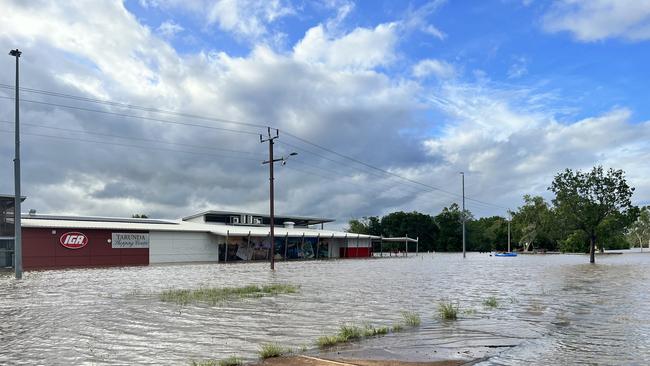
260 127 296 270
9 49 22 280
460 172 466 259
507 213 511 253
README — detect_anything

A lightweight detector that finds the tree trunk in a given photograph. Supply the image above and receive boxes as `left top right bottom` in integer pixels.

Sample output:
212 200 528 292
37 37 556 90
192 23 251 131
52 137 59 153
589 235 596 263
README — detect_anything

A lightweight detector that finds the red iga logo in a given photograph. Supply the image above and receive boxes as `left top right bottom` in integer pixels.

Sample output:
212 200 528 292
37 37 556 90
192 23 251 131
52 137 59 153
59 232 88 249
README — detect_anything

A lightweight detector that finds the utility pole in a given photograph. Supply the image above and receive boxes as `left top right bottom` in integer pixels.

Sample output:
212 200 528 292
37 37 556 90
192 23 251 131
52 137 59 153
460 172 466 259
9 49 22 280
508 212 512 253
260 127 296 270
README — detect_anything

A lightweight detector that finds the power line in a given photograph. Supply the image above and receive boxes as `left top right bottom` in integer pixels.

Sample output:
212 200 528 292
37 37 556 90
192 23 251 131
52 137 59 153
0 86 508 211
0 96 262 136
0 128 261 162
0 83 267 130
0 120 264 157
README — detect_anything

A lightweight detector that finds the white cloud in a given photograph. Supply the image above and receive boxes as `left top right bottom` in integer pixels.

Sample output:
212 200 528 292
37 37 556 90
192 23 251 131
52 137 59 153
421 83 650 209
412 59 456 79
507 56 528 79
293 23 398 70
206 0 294 40
543 0 650 41
0 0 647 226
157 20 184 38
402 0 447 40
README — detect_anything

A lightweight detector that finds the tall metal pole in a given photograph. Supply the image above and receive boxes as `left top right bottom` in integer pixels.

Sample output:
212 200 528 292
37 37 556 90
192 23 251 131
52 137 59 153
508 217 512 253
10 49 22 280
461 172 466 259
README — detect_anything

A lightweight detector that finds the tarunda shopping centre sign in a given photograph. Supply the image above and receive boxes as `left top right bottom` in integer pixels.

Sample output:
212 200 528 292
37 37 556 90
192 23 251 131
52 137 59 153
111 233 150 248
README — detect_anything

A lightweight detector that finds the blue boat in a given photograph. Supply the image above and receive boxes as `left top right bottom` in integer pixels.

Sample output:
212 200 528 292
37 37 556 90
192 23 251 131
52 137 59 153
494 252 518 257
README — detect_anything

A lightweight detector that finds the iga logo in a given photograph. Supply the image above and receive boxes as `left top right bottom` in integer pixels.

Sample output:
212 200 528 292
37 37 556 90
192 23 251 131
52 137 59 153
59 232 88 249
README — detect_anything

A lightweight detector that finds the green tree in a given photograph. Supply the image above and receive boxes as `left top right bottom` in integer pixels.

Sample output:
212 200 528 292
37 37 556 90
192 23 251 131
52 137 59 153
626 206 650 249
380 211 439 252
346 216 382 236
132 214 148 218
434 204 471 252
549 166 638 263
510 195 560 251
468 216 508 252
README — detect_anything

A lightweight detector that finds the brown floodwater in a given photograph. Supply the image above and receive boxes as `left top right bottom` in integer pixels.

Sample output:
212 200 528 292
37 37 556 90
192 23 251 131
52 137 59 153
1 252 649 365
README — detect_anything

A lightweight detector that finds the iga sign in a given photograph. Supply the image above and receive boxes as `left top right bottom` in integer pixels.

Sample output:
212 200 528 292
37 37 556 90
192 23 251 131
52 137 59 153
111 233 149 248
60 232 88 249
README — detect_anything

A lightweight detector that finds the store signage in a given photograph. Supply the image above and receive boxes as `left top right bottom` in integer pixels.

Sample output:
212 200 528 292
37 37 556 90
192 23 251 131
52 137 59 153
111 233 149 248
60 232 88 249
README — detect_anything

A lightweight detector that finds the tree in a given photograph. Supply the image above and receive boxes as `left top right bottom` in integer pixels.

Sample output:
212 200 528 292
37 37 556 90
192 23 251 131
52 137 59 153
132 214 148 218
346 216 382 235
434 204 471 252
549 166 638 263
510 195 560 251
380 211 439 252
627 206 650 249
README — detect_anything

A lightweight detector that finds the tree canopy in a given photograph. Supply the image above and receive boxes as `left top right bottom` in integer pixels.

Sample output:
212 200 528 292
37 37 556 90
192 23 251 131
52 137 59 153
549 166 637 263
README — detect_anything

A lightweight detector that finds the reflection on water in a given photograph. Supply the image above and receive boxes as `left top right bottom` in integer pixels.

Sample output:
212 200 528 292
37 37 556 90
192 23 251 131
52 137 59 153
1 253 649 365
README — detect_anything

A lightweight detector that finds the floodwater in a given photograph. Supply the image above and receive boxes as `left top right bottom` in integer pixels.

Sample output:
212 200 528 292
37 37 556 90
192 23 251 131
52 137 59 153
1 253 649 365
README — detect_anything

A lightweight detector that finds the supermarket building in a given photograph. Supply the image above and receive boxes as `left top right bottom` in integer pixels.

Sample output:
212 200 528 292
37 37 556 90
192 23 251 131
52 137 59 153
0 196 377 270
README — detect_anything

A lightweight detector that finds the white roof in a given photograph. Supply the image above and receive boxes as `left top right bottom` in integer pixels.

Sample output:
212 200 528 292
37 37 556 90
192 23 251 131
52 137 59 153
21 217 378 239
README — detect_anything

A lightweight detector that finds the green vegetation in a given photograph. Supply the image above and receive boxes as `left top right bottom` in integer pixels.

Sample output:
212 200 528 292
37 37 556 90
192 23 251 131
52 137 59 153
258 343 291 359
218 356 243 366
390 323 404 332
550 166 637 263
190 361 218 366
316 335 340 348
438 301 459 321
347 165 640 261
400 311 421 327
316 312 421 349
483 296 498 308
160 284 298 305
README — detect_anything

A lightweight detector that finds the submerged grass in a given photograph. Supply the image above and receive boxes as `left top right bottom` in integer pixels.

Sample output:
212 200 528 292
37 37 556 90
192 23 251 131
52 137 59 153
483 296 499 308
160 284 298 305
219 356 243 366
438 301 459 321
400 311 421 327
317 311 421 349
258 343 291 359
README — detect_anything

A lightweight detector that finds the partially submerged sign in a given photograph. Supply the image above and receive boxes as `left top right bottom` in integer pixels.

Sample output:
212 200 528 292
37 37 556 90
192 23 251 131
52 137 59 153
111 233 149 248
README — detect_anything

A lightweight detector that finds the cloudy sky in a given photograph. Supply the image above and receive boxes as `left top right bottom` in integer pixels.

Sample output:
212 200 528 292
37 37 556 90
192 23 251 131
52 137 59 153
0 0 649 227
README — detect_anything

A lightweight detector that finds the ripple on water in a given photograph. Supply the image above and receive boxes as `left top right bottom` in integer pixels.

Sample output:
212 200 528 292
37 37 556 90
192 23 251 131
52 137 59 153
1 253 650 365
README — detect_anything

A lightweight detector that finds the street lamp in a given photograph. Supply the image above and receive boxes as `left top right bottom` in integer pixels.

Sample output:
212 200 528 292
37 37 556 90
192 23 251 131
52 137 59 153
9 49 22 279
260 127 297 270
460 172 465 259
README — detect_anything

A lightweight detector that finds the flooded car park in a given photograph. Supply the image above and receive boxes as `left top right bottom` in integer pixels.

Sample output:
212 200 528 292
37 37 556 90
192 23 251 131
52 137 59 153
1 253 649 365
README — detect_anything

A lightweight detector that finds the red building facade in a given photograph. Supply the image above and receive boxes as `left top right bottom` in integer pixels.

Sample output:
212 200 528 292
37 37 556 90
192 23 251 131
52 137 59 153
22 228 149 269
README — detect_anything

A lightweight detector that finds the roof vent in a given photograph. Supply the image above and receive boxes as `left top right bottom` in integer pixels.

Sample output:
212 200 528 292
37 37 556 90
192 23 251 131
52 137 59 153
283 221 295 229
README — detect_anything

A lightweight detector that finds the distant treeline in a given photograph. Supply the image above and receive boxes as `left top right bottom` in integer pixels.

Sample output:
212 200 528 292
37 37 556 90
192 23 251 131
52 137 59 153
347 166 647 256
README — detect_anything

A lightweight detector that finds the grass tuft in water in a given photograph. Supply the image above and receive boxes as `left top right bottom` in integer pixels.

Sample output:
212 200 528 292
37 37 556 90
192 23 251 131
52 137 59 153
438 301 459 321
400 311 421 327
258 343 290 359
391 323 404 332
483 296 498 308
317 335 340 348
160 284 298 305
219 356 243 366
338 324 363 341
